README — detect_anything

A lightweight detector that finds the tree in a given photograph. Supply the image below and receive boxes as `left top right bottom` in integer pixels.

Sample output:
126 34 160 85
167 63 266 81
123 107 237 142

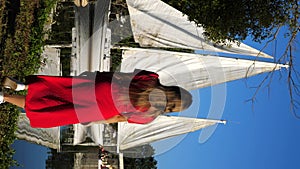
46 149 74 169
162 0 298 44
163 0 300 116
123 145 158 169
46 1 75 45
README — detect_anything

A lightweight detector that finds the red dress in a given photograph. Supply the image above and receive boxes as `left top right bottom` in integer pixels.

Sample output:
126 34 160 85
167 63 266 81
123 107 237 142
25 70 159 128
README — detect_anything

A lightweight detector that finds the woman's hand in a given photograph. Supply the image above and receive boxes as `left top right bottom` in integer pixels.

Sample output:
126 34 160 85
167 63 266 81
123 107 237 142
91 115 127 124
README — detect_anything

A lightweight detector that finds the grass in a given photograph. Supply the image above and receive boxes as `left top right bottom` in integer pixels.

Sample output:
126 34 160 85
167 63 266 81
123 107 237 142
0 0 58 168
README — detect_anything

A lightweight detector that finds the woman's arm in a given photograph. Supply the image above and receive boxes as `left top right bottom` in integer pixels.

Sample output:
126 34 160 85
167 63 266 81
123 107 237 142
91 115 128 125
105 115 128 123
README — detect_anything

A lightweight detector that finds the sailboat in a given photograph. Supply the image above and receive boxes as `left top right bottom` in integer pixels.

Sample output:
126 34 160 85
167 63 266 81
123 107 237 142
117 0 287 155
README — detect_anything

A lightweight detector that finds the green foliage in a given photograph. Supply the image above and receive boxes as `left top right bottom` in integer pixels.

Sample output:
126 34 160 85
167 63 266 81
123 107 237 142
0 0 58 168
124 157 158 169
0 106 20 169
46 149 75 169
123 145 158 169
46 1 75 45
26 0 58 76
162 0 298 44
111 48 123 71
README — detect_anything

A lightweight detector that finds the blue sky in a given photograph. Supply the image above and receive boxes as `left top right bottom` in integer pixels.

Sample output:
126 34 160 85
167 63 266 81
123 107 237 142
155 31 300 168
11 140 48 169
12 30 300 168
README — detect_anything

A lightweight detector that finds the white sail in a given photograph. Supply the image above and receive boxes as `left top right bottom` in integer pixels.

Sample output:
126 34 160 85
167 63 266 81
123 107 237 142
16 114 60 149
121 48 286 90
73 124 104 146
117 116 224 150
73 123 118 146
126 0 272 58
74 0 111 73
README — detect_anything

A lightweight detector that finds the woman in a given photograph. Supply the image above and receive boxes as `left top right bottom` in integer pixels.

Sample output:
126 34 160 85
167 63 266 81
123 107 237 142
0 70 192 128
74 0 89 7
